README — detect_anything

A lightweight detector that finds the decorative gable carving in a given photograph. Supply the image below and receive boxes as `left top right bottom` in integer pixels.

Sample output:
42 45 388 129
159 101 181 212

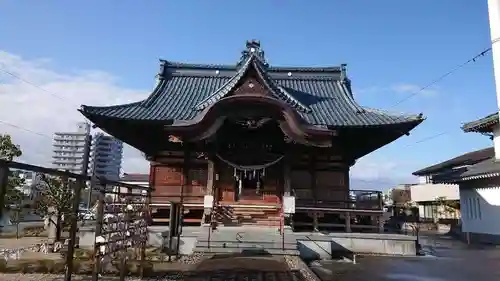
233 77 267 96
193 42 311 113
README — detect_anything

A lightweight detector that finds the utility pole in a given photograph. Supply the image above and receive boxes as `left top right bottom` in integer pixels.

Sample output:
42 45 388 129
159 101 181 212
64 133 91 281
488 0 500 160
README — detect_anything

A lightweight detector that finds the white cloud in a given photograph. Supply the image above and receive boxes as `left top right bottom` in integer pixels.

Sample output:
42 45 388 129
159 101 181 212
350 154 416 187
0 50 151 173
350 158 398 180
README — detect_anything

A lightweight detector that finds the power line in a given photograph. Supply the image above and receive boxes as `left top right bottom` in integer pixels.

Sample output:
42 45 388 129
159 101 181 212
391 46 492 108
0 63 79 107
402 130 457 149
0 119 52 139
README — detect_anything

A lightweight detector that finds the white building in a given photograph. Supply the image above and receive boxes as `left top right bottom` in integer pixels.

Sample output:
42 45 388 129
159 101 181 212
411 150 486 222
90 133 123 180
441 0 500 244
412 1 500 242
52 122 91 174
450 115 500 244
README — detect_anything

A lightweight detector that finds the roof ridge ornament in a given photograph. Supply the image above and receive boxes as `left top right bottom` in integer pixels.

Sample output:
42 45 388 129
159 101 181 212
340 64 348 82
158 60 167 80
340 63 353 97
238 39 268 68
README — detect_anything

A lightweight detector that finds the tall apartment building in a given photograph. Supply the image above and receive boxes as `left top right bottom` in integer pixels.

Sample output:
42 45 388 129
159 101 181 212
52 123 123 179
52 122 91 174
89 133 123 180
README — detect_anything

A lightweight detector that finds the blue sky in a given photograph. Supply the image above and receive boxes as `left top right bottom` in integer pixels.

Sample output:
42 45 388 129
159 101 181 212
0 0 496 187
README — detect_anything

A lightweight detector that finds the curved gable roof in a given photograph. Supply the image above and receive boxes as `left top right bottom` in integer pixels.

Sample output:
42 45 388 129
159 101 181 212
80 40 424 128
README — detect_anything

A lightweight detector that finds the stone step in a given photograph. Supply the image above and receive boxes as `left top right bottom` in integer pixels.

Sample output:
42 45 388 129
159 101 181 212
235 216 280 220
214 221 281 227
197 225 289 232
194 238 299 256
217 214 281 219
214 215 282 222
232 211 267 215
240 222 281 227
196 240 298 246
193 246 300 256
216 213 278 218
217 207 281 211
217 219 240 223
216 214 279 219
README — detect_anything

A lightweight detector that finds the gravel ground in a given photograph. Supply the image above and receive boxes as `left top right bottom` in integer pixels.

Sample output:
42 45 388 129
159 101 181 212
0 237 47 249
285 255 321 281
0 275 144 281
0 237 61 260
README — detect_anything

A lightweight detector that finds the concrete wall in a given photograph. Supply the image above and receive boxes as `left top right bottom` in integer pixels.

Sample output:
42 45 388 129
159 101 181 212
78 226 198 255
296 233 417 260
78 227 417 257
410 183 459 202
460 178 500 240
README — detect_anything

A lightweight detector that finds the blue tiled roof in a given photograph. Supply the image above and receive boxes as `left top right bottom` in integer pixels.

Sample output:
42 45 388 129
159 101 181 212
80 42 424 128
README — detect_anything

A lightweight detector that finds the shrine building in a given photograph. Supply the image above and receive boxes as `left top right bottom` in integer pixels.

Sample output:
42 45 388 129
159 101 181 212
80 40 424 232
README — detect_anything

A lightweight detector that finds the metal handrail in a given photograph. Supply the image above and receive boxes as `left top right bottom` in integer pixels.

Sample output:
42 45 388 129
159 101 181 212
236 232 244 242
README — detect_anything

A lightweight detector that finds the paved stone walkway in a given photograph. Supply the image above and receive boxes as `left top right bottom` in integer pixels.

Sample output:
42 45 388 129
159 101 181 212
0 255 311 281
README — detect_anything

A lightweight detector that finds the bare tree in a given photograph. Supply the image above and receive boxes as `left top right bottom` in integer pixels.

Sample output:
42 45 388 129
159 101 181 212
33 175 74 241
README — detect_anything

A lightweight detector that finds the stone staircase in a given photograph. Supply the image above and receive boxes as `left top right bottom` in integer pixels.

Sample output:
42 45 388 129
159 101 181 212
194 226 299 255
214 204 282 227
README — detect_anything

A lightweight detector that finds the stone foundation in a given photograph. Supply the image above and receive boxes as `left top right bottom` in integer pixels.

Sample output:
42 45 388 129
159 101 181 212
78 226 417 257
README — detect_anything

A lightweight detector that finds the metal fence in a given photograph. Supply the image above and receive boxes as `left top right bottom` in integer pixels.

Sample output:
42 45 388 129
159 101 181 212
0 159 153 281
295 189 383 210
